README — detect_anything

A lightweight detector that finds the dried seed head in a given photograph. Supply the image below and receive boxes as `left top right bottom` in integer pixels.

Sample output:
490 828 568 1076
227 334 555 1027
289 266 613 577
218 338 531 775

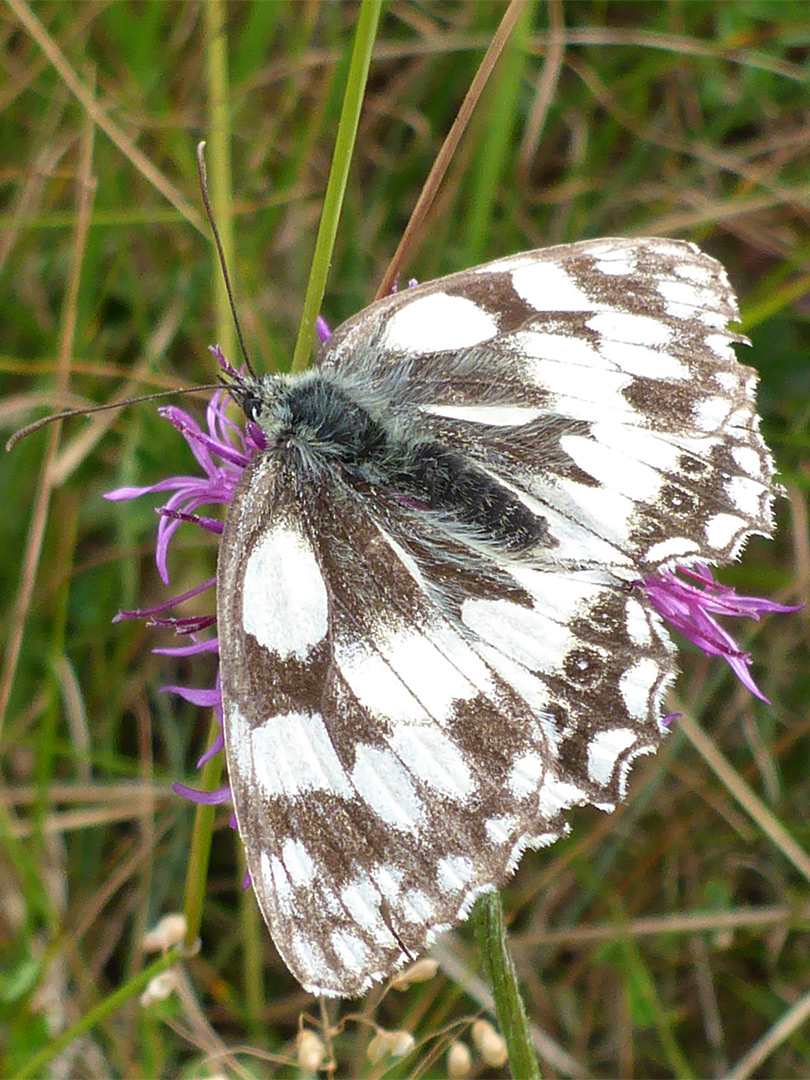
388 1030 416 1058
296 1030 327 1074
139 970 178 1007
367 1028 415 1062
142 913 187 952
472 1018 508 1067
447 1039 473 1078
390 957 439 989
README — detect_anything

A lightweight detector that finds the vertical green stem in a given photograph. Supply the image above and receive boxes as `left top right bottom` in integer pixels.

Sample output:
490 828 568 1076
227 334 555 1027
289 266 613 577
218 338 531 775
290 0 383 373
239 844 264 1035
182 713 224 952
203 0 237 361
476 891 542 1079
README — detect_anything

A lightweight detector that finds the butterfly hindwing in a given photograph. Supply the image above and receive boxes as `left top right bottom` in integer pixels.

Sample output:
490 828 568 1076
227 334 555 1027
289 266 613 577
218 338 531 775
218 449 674 995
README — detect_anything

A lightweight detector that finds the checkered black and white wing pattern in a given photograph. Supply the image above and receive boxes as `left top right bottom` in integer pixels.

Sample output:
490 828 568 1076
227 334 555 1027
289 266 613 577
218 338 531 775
321 237 776 576
217 236 780 998
217 453 675 997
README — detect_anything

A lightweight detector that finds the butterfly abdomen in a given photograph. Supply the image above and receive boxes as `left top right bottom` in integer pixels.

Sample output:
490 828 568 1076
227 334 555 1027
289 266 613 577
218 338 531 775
391 442 553 552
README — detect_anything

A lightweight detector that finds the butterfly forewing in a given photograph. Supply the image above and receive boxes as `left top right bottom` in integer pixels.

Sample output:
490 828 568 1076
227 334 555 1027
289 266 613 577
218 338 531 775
322 237 776 573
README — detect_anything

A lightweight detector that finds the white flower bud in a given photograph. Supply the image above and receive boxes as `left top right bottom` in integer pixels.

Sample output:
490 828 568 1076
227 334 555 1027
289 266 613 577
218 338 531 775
390 957 439 989
387 1030 415 1058
366 1032 388 1064
139 970 178 1007
296 1030 327 1074
472 1018 508 1067
447 1039 473 1078
367 1028 415 1062
142 913 187 952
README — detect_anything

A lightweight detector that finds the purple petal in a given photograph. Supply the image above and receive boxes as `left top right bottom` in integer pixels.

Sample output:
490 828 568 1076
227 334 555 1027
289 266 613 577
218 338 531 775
153 637 219 657
159 405 252 470
157 405 219 477
113 577 216 621
642 565 798 703
158 507 224 534
198 730 225 768
162 684 222 707
147 614 217 634
246 420 267 449
172 781 232 806
210 344 239 380
105 476 206 502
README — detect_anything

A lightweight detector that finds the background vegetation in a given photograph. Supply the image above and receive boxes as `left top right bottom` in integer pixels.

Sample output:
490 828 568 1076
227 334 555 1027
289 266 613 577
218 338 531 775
1 2 808 1077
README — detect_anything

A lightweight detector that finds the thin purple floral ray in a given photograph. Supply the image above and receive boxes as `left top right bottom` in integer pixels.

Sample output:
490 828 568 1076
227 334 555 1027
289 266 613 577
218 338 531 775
158 507 224 534
196 674 225 767
642 564 801 704
162 683 222 708
159 404 252 470
172 781 232 805
153 637 219 657
113 577 216 622
148 614 217 633
198 730 225 769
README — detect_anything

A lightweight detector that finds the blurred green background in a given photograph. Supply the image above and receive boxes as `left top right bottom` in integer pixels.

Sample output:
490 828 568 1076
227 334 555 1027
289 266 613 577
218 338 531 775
1 2 808 1077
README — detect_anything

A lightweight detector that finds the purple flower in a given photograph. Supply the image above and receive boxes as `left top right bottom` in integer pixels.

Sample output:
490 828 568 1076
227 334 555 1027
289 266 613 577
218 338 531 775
641 564 800 704
105 346 262 808
106 344 798 809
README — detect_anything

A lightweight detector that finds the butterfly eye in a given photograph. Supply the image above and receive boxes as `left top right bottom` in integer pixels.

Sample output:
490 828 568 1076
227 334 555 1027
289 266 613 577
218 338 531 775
240 392 262 423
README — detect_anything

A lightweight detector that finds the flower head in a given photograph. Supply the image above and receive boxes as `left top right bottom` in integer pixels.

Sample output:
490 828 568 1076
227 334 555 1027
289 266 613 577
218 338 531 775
105 346 262 807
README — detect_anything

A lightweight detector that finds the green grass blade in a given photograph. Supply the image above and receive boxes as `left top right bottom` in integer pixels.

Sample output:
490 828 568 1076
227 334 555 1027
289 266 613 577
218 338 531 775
290 0 383 373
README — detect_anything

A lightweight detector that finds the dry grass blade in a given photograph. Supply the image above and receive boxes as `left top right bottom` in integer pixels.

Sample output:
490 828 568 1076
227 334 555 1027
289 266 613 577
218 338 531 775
678 709 810 887
0 98 95 736
7 0 206 233
375 0 526 298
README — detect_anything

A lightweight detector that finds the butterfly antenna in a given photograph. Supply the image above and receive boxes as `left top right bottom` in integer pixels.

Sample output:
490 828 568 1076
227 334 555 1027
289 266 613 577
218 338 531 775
196 141 256 379
5 383 223 451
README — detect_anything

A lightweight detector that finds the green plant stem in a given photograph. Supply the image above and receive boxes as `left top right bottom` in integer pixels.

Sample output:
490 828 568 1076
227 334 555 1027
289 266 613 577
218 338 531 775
183 712 224 952
476 891 542 1079
204 0 237 361
239 843 264 1036
290 0 382 373
12 949 180 1080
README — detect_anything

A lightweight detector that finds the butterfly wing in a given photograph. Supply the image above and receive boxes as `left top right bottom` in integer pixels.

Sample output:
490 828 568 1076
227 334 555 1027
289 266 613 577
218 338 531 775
320 237 776 574
217 452 674 996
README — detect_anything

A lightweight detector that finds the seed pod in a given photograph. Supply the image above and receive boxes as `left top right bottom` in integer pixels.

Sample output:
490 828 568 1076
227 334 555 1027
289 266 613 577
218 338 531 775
472 1018 508 1067
142 913 187 952
447 1039 473 1078
391 957 439 989
296 1030 327 1074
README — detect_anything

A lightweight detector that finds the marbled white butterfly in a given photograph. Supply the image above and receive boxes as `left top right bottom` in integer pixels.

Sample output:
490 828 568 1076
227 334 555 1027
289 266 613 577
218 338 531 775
216 237 776 996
